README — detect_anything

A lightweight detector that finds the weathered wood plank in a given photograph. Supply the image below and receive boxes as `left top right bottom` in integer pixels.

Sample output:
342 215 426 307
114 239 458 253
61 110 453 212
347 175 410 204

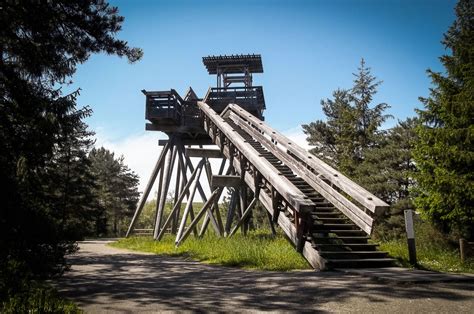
228 197 258 237
229 112 374 234
198 101 314 213
175 161 204 243
153 145 176 239
126 141 170 237
211 175 242 188
185 147 223 159
225 104 389 215
156 159 205 240
175 189 220 246
205 130 324 269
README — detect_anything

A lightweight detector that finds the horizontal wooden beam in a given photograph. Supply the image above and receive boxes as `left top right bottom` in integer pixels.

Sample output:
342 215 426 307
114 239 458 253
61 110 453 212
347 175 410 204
211 175 242 188
185 147 223 159
158 138 214 146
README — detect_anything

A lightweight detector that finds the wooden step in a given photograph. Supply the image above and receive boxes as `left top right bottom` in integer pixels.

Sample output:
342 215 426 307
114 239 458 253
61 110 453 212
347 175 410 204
315 230 367 236
320 251 388 259
312 236 370 244
313 243 379 251
313 217 349 223
326 258 396 269
313 223 358 230
312 212 344 218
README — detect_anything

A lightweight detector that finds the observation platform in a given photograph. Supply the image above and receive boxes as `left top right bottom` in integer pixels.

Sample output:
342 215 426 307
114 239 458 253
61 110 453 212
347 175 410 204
144 54 266 143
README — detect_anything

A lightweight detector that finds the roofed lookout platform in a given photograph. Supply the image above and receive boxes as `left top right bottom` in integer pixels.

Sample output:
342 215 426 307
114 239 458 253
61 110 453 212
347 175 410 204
144 54 266 143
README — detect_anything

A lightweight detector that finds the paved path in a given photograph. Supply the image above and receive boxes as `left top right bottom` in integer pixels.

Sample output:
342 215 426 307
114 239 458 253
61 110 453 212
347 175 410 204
56 240 474 313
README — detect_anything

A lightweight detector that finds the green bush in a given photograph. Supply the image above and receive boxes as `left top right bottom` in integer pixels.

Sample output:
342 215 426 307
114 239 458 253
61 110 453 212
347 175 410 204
1 281 80 313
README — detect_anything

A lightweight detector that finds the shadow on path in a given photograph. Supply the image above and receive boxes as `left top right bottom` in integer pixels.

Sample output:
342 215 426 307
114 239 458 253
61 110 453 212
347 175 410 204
56 240 474 312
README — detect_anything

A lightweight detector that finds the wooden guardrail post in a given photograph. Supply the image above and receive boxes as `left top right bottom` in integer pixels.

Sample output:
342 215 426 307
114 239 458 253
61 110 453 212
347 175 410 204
460 238 467 263
404 210 417 265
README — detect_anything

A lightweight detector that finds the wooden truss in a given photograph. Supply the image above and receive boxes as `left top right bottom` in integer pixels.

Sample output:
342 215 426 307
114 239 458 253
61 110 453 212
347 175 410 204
126 136 276 245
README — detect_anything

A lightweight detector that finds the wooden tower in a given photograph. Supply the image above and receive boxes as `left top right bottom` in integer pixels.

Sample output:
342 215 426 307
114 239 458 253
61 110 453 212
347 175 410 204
126 54 394 270
126 54 269 242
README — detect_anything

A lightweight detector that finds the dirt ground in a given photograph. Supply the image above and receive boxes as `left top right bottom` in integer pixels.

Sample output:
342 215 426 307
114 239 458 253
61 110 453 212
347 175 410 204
55 240 474 313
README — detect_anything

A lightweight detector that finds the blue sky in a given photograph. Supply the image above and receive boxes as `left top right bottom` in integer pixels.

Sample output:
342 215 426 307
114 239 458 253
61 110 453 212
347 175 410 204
70 0 457 190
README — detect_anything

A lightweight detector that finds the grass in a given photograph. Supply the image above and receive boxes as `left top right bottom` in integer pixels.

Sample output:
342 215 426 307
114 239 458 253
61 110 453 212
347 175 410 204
110 230 311 271
1 281 81 313
377 222 474 273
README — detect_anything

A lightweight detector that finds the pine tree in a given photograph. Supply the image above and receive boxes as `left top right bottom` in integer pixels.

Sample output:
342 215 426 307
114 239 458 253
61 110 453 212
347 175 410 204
356 118 418 239
42 104 101 240
302 59 391 176
0 0 142 286
89 148 139 236
414 0 474 239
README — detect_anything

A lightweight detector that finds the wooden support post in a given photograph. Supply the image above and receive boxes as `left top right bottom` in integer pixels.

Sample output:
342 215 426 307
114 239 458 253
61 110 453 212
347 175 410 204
404 210 417 265
460 238 467 263
240 186 248 235
153 143 175 239
229 197 258 237
200 158 223 236
176 189 221 246
157 159 204 240
224 188 238 236
185 155 208 203
175 161 204 243
267 211 277 235
126 141 170 237
296 211 310 253
171 155 182 234
172 144 188 233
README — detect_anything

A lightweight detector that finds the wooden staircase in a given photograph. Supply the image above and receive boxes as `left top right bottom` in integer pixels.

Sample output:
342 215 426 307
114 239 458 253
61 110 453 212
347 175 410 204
223 117 394 269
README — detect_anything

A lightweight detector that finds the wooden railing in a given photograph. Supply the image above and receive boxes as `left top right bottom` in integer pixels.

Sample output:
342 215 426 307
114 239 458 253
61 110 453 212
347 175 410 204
143 89 184 122
198 101 314 213
221 104 389 235
203 86 265 116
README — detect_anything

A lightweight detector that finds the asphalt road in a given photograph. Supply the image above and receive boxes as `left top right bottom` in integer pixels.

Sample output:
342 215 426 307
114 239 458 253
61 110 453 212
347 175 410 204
56 240 474 313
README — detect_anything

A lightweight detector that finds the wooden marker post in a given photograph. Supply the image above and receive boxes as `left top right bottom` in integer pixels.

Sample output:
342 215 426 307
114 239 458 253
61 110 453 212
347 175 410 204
404 210 417 265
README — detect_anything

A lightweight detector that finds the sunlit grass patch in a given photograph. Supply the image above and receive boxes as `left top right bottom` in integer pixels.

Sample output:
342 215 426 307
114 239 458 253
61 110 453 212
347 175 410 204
377 222 474 273
110 230 310 271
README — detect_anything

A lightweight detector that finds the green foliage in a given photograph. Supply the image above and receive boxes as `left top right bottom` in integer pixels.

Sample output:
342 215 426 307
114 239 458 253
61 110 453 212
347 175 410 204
1 281 80 314
302 59 416 239
89 147 140 237
0 0 142 302
302 59 391 175
378 220 474 273
135 199 158 230
413 0 474 238
41 106 101 240
111 231 310 271
359 118 419 239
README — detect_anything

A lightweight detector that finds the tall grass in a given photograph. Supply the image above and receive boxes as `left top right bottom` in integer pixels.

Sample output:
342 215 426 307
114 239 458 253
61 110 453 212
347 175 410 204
378 222 474 273
111 231 310 271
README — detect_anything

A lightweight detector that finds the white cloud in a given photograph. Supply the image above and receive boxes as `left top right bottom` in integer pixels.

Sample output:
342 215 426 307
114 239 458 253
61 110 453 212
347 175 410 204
94 129 167 194
282 126 314 151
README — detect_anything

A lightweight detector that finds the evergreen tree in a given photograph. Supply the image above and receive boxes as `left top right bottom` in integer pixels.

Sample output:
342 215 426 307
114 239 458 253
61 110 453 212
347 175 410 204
41 105 101 240
302 59 391 175
0 0 142 289
414 0 474 239
89 148 139 236
356 118 418 239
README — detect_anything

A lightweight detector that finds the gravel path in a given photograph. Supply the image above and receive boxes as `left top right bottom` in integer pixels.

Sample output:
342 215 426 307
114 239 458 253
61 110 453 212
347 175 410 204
56 240 474 313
